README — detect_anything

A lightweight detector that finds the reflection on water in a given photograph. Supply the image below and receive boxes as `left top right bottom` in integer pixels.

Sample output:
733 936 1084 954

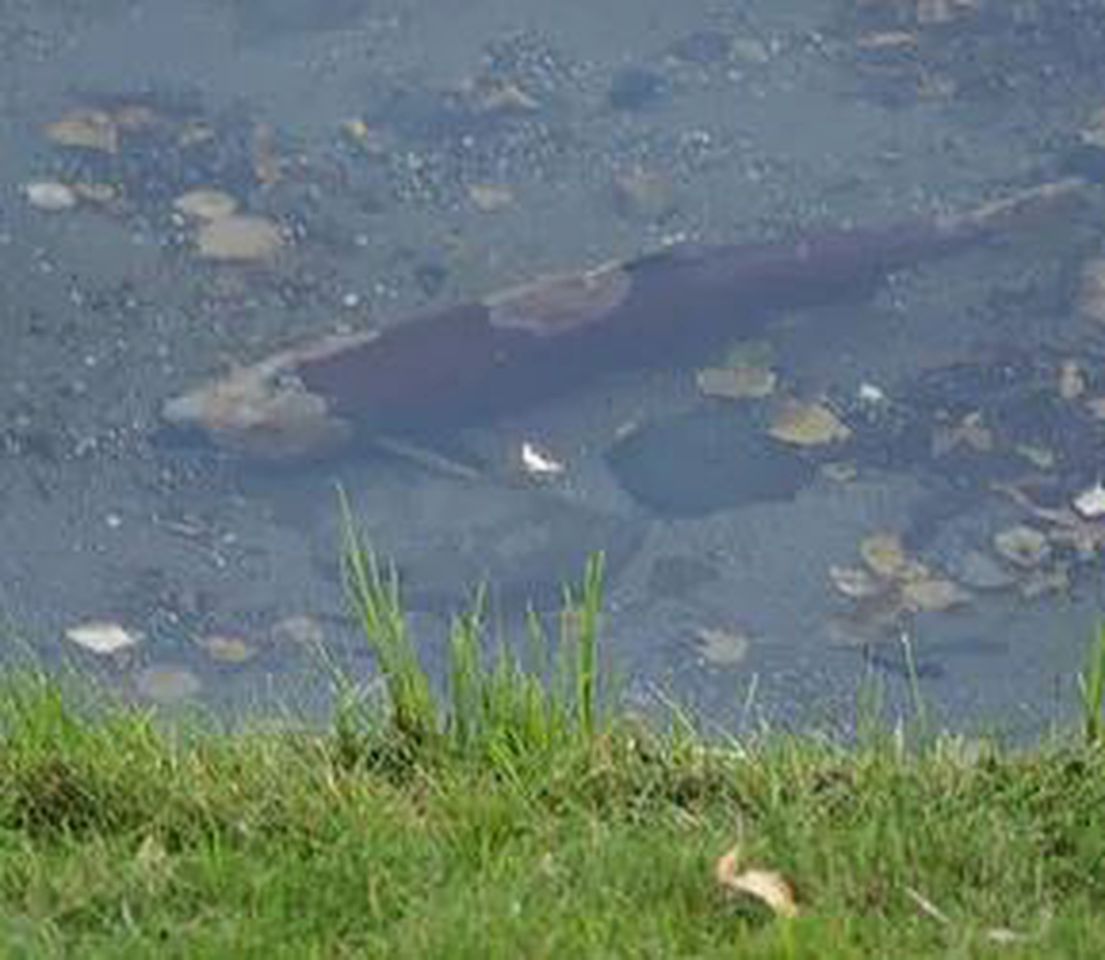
2 0 1105 739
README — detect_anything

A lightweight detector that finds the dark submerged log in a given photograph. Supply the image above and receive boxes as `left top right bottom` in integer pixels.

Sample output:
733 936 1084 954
161 180 1083 460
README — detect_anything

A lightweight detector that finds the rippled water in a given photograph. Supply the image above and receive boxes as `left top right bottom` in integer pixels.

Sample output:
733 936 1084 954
2 0 1105 738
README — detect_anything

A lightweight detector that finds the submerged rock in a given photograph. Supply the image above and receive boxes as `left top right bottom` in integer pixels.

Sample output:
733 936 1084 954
24 181 78 212
605 406 815 517
173 188 239 222
196 214 283 262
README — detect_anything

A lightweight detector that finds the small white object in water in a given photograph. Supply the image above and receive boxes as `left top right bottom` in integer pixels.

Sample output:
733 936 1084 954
65 620 140 654
858 382 886 404
521 441 565 477
1073 480 1105 519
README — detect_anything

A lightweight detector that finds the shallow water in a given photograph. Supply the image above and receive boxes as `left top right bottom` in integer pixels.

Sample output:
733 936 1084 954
2 0 1105 738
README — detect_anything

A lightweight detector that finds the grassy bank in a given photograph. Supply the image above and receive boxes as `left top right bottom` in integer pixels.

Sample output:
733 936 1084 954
3 522 1105 956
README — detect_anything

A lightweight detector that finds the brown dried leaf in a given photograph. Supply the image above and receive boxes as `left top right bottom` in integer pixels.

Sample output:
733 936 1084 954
716 847 799 918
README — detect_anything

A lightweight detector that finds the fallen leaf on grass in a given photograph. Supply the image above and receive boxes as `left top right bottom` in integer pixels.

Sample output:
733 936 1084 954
905 886 1034 945
715 846 799 918
135 834 169 874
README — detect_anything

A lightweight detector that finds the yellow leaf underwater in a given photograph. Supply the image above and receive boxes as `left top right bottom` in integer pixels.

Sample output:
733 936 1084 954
859 531 908 580
768 399 851 447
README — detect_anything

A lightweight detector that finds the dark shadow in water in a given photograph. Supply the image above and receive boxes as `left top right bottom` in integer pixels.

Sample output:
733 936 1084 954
605 404 815 517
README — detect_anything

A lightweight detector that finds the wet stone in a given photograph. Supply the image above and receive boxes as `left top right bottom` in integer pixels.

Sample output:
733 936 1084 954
173 188 239 222
24 181 78 212
606 406 815 517
196 214 283 262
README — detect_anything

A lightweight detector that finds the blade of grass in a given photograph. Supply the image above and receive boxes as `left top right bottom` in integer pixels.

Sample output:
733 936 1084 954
1079 622 1105 746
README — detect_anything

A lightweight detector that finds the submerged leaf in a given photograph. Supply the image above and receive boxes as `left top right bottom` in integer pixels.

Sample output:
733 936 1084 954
43 108 119 153
695 627 752 666
197 634 256 664
768 399 851 447
829 564 885 599
993 525 1050 568
900 577 970 613
859 532 908 580
696 365 777 401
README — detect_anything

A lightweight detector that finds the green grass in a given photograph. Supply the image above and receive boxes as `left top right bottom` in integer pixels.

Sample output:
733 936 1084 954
3 519 1105 956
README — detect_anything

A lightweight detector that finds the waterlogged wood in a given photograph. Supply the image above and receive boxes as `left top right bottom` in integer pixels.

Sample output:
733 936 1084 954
162 180 1084 460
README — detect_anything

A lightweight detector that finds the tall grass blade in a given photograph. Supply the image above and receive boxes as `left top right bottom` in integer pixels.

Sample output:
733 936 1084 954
338 487 437 750
1079 621 1105 746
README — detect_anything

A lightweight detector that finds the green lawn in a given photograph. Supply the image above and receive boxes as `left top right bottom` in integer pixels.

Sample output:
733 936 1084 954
2 525 1105 957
